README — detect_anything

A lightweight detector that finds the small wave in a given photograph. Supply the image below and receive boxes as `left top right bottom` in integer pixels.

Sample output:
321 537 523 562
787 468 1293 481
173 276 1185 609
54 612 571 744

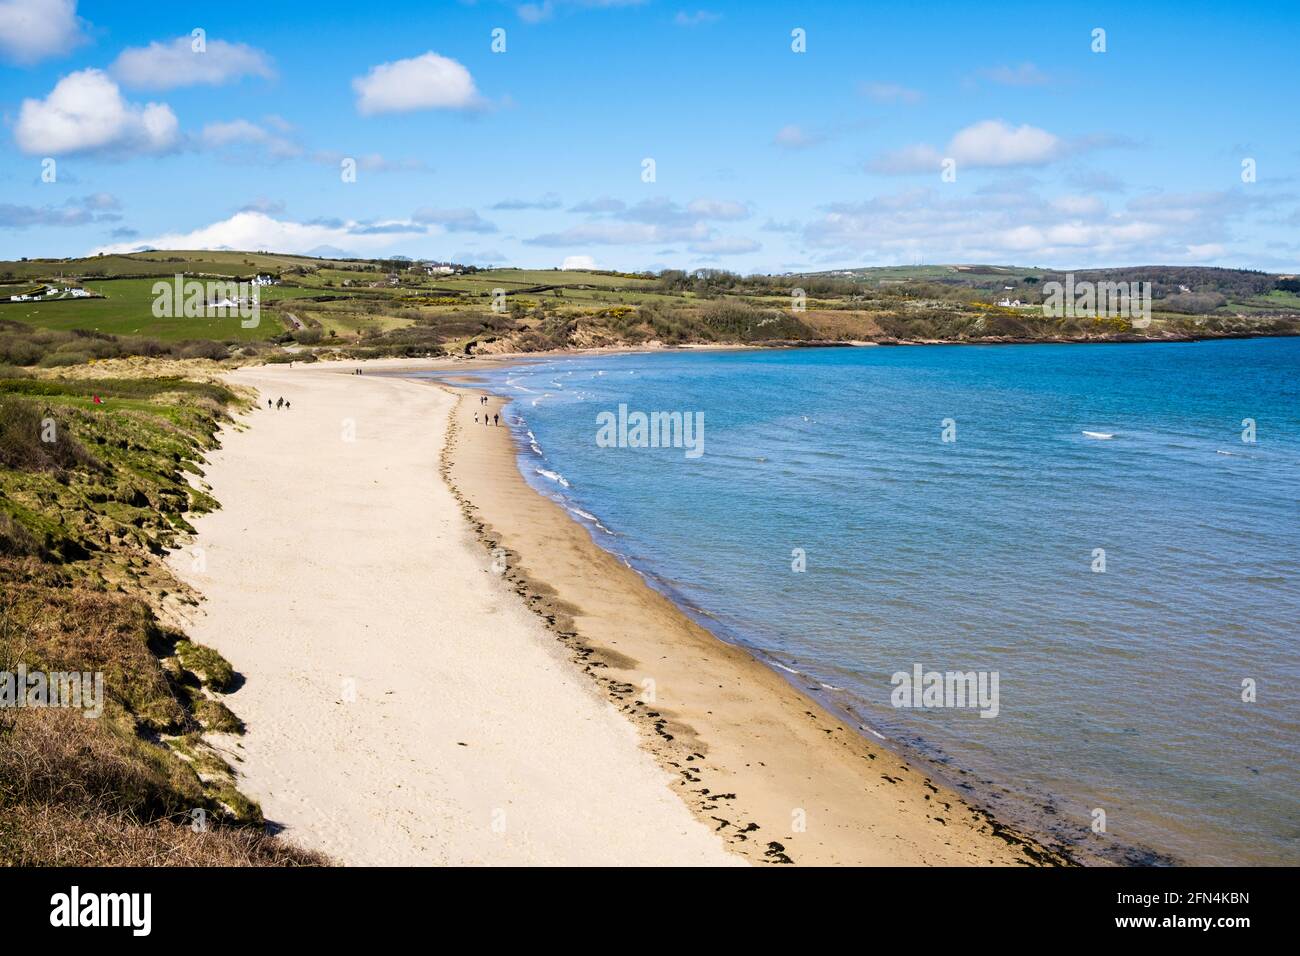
771 661 801 675
569 506 614 534
535 468 570 488
1082 431 1115 440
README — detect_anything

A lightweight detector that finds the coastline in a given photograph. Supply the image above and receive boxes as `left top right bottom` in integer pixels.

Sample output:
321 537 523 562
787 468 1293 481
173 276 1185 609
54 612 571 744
165 361 742 865
429 363 1071 866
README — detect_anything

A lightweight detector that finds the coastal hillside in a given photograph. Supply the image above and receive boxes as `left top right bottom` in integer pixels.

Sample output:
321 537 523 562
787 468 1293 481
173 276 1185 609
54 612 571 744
0 362 325 865
2 252 1296 366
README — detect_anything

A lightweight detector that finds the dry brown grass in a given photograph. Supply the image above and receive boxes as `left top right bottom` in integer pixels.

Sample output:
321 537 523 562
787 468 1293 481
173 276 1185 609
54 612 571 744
0 558 328 866
0 803 328 866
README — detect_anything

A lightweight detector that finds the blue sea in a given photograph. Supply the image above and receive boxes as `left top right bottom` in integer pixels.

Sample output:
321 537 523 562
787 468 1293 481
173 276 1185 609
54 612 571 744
456 338 1299 865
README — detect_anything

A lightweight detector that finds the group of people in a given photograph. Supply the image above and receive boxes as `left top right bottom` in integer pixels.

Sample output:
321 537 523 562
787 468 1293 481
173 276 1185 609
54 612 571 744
474 395 499 427
267 397 291 410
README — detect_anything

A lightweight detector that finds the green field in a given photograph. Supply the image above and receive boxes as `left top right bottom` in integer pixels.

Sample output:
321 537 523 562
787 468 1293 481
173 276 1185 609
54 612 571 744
0 278 292 342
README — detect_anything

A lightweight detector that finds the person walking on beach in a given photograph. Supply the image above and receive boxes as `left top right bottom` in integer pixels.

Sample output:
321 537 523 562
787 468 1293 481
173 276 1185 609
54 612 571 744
267 399 272 408
276 397 283 410
493 413 499 426
474 412 479 424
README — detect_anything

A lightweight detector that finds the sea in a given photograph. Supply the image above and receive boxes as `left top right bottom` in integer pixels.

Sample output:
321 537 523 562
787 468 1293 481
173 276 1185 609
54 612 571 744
441 337 1299 865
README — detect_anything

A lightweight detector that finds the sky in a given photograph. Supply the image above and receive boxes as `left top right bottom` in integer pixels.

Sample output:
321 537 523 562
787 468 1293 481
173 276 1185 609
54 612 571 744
1 0 1297 273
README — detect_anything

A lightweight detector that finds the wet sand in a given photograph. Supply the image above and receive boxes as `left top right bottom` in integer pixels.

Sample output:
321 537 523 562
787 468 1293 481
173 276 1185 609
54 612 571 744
432 361 1067 866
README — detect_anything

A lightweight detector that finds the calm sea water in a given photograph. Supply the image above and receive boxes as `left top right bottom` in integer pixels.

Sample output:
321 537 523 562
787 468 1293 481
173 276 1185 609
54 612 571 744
457 338 1299 865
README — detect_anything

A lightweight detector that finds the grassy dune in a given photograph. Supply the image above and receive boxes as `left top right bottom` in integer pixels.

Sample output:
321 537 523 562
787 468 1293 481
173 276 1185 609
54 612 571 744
0 369 325 866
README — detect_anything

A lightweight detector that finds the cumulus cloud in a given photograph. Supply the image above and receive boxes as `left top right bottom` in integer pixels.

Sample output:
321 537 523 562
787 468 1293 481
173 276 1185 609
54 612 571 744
870 119 1067 174
111 35 274 90
90 211 425 256
353 52 482 115
15 69 179 156
561 255 598 269
0 0 87 65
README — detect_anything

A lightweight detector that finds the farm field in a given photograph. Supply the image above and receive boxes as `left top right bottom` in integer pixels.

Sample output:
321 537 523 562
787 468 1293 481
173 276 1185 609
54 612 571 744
0 278 291 342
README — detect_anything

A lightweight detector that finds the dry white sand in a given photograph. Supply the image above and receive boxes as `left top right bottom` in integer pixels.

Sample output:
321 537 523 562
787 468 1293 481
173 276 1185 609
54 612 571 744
167 363 740 866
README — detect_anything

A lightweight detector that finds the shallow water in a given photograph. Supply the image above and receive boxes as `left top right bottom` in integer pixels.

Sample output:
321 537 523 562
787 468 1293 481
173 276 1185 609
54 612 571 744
451 338 1299 865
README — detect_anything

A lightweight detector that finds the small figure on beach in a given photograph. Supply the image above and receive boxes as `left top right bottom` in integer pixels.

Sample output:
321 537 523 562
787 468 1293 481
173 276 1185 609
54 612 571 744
285 401 291 410
474 412 479 423
493 413 499 426
267 399 272 408
276 397 284 410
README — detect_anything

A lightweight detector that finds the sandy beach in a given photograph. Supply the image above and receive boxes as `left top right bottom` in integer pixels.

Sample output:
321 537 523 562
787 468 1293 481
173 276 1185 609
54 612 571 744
166 361 740 865
170 356 1064 866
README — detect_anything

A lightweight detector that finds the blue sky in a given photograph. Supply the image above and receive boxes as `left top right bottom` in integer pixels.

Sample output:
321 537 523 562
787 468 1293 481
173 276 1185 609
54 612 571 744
2 0 1297 272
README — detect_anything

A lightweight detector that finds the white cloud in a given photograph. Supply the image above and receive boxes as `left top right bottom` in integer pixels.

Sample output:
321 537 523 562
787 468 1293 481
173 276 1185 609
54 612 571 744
1051 194 1106 216
562 255 598 269
201 118 301 159
949 120 1062 167
15 69 179 156
353 52 482 115
799 186 1258 267
0 0 87 65
111 36 274 90
686 198 749 220
90 211 424 256
870 120 1065 174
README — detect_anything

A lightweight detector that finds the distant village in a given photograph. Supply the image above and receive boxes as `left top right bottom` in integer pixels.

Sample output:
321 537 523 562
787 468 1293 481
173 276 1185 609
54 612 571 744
4 284 93 303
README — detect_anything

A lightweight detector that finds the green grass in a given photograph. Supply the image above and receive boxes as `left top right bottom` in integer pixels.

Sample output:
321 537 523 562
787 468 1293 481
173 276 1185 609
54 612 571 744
0 278 289 342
